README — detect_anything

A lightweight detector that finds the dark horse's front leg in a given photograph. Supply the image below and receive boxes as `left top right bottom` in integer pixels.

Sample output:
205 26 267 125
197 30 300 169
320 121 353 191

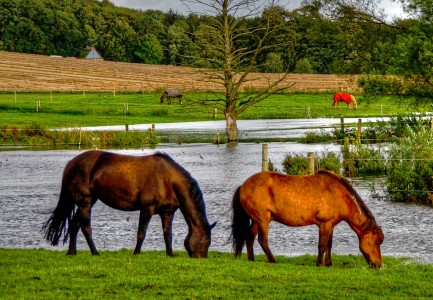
134 209 152 255
160 210 176 256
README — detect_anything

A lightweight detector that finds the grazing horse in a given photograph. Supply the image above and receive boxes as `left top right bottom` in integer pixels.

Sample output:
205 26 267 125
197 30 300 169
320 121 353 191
160 89 183 104
43 150 215 258
332 93 357 110
231 170 384 269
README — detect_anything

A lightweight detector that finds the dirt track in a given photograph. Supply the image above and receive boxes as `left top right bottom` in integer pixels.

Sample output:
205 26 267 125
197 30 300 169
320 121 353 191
0 51 360 93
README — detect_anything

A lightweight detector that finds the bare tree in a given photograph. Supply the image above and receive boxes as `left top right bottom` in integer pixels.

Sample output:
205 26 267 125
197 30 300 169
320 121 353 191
181 0 295 142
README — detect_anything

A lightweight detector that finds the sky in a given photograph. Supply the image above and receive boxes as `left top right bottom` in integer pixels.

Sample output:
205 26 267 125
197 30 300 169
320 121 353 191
109 0 408 20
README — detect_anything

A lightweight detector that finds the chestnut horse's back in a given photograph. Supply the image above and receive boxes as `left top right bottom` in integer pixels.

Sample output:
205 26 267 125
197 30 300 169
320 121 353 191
238 171 352 227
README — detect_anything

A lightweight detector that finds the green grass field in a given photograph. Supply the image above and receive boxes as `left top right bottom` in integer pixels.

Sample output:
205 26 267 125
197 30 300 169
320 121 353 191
0 92 429 128
1 249 432 299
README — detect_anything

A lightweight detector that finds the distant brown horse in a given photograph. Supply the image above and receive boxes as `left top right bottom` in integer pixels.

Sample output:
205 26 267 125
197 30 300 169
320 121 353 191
231 170 384 268
332 93 357 110
43 150 215 257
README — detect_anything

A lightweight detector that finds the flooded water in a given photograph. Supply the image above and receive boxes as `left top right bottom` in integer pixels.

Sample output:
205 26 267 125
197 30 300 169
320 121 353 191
78 117 391 139
1 141 432 264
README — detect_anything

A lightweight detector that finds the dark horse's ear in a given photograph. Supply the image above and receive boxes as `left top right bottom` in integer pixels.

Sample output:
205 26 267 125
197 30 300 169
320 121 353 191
209 222 217 230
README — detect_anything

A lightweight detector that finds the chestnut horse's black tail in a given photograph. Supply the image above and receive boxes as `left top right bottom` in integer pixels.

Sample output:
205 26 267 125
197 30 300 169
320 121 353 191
231 186 251 258
42 185 75 246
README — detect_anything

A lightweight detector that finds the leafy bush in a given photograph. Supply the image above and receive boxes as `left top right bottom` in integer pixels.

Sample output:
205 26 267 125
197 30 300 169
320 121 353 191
358 75 404 95
282 151 341 175
294 58 314 74
385 125 433 204
342 143 387 177
282 153 309 175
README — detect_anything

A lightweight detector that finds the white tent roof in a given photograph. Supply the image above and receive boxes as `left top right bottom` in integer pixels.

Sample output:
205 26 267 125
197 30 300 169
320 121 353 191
85 48 102 59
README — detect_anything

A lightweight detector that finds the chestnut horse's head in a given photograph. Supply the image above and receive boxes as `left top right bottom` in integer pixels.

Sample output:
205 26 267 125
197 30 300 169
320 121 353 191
359 226 385 269
184 222 217 258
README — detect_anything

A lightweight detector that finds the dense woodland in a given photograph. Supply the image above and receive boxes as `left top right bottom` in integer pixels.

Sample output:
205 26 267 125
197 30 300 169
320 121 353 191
0 0 432 96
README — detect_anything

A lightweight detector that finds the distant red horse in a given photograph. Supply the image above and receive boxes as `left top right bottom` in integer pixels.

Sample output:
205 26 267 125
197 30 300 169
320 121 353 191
332 93 357 110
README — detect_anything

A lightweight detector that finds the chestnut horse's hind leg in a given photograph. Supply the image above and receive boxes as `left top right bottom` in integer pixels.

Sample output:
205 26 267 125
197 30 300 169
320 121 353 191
316 223 334 266
246 221 258 261
133 209 152 255
160 210 176 256
257 221 276 263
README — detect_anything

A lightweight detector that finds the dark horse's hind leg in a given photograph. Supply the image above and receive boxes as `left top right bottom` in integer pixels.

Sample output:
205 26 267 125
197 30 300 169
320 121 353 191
67 212 81 255
133 209 152 255
79 205 100 256
160 210 176 256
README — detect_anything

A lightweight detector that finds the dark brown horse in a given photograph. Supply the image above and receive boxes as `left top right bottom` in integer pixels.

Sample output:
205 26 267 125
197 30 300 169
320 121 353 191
231 170 384 268
43 150 215 257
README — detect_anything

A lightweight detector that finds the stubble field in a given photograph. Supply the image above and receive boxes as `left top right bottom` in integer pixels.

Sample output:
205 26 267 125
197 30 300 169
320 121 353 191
0 51 360 93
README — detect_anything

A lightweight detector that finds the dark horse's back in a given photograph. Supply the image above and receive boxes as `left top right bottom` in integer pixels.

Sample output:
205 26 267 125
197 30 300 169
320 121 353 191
63 150 193 211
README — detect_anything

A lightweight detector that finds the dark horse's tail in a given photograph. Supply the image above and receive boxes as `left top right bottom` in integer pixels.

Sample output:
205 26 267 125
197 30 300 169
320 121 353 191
42 185 75 246
231 186 251 258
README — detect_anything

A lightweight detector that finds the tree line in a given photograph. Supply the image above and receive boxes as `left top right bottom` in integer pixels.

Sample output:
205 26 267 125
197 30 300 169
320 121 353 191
0 0 428 74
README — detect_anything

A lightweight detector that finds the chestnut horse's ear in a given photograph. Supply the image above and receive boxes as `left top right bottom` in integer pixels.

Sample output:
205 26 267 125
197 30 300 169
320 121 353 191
209 222 217 230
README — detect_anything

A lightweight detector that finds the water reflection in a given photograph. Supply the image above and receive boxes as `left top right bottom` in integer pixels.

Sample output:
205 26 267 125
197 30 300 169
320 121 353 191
0 142 432 264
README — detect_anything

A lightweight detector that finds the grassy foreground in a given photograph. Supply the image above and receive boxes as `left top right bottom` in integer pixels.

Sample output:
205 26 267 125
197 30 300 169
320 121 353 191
1 249 432 299
0 92 429 128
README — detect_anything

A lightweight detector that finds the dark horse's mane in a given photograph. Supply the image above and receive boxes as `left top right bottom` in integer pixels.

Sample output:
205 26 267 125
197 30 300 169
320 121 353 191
317 170 377 230
153 152 209 226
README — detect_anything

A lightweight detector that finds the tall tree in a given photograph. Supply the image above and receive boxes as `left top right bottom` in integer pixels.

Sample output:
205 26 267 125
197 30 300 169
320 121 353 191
181 0 294 142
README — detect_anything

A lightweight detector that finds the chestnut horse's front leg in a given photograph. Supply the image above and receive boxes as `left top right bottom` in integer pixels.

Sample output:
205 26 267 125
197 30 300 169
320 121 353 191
134 209 152 255
316 223 333 266
324 228 334 266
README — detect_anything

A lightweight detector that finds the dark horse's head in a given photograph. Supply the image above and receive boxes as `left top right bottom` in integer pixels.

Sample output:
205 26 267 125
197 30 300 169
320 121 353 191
157 151 217 258
184 221 216 258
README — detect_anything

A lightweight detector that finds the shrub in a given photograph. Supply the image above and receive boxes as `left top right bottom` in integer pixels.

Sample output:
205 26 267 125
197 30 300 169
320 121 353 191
294 58 313 74
358 75 404 95
385 125 433 204
282 153 309 175
282 151 341 175
342 143 387 177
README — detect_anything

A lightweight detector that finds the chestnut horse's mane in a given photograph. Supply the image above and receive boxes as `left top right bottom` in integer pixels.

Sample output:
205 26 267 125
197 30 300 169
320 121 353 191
317 170 377 230
153 152 208 225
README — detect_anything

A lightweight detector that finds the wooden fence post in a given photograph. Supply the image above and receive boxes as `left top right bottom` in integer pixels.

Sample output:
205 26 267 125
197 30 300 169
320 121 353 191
262 144 268 172
307 152 315 175
151 124 155 139
357 119 362 143
340 117 345 134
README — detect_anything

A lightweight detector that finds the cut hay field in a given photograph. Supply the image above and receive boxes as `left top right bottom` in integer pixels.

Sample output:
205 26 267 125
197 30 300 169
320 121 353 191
0 51 360 93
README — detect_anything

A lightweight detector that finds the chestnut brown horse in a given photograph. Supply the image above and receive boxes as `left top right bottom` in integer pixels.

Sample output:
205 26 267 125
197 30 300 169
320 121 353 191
332 93 357 110
43 150 215 257
231 170 384 268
